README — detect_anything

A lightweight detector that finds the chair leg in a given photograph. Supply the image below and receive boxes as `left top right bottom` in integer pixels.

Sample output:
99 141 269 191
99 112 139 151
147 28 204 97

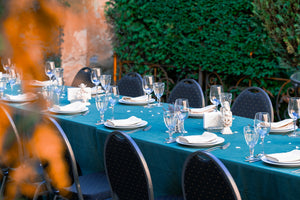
33 181 46 200
0 175 8 198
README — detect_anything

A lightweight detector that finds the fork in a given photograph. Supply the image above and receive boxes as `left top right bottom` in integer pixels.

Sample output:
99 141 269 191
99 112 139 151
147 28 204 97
126 125 152 134
204 142 231 152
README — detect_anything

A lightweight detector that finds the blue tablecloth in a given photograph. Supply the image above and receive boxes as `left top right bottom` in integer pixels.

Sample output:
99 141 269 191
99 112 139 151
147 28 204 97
8 95 300 200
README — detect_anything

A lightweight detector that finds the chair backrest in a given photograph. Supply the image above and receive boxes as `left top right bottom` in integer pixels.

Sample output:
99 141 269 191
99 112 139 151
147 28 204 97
117 72 144 97
167 79 205 108
104 131 154 200
231 86 274 121
71 67 94 87
47 117 84 200
182 150 241 200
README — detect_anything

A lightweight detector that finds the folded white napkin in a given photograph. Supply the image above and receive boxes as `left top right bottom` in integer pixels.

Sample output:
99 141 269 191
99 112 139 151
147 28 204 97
52 101 87 112
122 95 148 102
177 132 218 144
5 93 36 101
203 111 223 129
31 80 52 86
270 119 294 130
106 116 143 127
265 150 300 163
190 105 216 114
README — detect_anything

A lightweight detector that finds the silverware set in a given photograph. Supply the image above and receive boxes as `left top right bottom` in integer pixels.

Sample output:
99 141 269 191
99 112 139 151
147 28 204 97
126 125 152 134
204 142 231 152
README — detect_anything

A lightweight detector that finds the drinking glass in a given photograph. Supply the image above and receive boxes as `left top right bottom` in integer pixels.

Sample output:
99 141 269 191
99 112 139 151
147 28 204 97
0 80 6 98
163 110 177 143
254 112 271 155
45 61 55 81
153 82 165 107
108 86 119 120
54 68 65 98
91 68 101 94
143 75 154 108
220 92 232 107
288 97 300 137
244 125 259 161
8 68 17 93
95 94 109 125
1 57 11 73
100 74 111 93
175 98 189 135
210 85 223 111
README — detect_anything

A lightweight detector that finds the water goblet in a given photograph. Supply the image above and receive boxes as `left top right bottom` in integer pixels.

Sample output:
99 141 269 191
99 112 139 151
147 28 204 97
143 75 154 108
254 112 271 156
91 68 101 94
220 92 232 107
108 86 119 120
244 125 259 161
210 85 223 111
0 79 6 98
153 82 165 107
163 110 177 143
45 61 55 81
1 57 11 74
54 68 65 97
95 94 109 125
100 74 111 93
288 97 300 137
8 68 17 94
175 98 189 135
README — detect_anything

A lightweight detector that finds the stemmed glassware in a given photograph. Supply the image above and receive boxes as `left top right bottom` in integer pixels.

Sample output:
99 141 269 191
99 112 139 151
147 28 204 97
0 80 6 98
45 61 55 81
91 68 101 95
100 75 111 94
108 86 119 120
220 92 232 107
143 75 154 108
244 125 259 161
210 85 223 111
163 110 177 143
8 68 17 94
95 94 109 125
153 82 165 107
1 57 11 74
288 97 300 137
175 98 189 135
254 112 271 156
54 68 65 98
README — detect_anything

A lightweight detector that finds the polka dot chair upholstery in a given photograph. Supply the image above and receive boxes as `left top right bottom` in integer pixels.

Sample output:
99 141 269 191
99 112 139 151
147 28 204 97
104 131 183 200
182 151 241 200
167 79 205 108
231 87 274 122
117 72 144 97
71 67 95 88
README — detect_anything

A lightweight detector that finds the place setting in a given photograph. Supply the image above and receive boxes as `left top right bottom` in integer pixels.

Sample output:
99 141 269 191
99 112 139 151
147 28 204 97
260 149 300 167
1 92 38 103
119 95 155 105
104 116 148 130
48 101 89 114
176 131 225 147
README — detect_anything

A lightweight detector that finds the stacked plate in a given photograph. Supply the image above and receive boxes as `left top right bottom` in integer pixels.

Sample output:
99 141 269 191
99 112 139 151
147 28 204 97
2 93 38 103
176 132 224 147
104 116 148 130
270 119 295 133
261 150 300 167
48 102 88 114
119 96 155 105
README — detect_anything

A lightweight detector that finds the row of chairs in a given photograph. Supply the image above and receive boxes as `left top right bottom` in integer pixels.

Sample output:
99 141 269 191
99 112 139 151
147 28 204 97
0 105 241 199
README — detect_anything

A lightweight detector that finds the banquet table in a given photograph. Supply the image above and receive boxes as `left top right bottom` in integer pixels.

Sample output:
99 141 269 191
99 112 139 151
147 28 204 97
6 94 300 200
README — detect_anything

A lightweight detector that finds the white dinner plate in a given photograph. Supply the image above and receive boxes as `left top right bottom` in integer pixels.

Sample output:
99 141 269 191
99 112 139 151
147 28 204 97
270 126 297 133
1 94 38 103
176 136 225 147
48 107 89 114
261 155 300 167
104 120 148 130
119 98 155 105
30 80 52 87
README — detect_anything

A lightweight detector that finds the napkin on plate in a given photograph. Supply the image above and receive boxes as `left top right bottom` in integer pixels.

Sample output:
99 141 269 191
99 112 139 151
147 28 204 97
5 93 36 101
91 87 104 94
31 80 52 86
52 101 87 112
270 119 294 130
177 132 218 144
265 149 300 163
122 95 148 102
106 116 143 127
190 105 216 114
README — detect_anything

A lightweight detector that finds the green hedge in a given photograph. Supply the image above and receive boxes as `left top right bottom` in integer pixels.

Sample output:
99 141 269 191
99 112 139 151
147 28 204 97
106 0 283 81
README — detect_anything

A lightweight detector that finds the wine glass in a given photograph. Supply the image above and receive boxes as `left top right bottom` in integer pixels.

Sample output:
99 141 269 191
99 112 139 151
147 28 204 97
210 85 223 111
100 75 111 93
288 97 300 137
175 98 189 135
143 75 154 108
163 110 177 143
1 57 11 74
45 61 55 81
54 68 65 98
254 112 271 156
244 125 259 161
0 79 6 98
108 86 119 120
91 68 101 94
8 68 17 94
95 94 109 125
153 82 165 107
220 92 232 107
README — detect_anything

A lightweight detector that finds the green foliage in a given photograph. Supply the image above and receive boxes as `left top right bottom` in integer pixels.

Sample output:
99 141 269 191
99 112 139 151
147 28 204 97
252 0 300 70
105 0 279 81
